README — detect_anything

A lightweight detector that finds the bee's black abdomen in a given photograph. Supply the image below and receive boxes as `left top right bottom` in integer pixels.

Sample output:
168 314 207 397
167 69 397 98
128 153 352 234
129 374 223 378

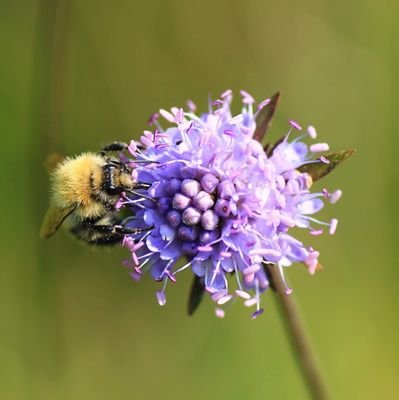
69 214 123 245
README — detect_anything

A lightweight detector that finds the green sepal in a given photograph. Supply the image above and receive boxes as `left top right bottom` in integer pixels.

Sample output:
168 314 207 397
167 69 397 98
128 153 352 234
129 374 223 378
253 92 280 143
298 149 355 182
187 275 205 316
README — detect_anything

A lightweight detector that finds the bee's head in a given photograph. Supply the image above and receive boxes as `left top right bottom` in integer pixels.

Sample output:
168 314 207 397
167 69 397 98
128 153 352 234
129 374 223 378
102 158 134 195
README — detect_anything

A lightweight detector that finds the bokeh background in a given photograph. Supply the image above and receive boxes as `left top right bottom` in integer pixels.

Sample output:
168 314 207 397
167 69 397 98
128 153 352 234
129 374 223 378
1 0 397 399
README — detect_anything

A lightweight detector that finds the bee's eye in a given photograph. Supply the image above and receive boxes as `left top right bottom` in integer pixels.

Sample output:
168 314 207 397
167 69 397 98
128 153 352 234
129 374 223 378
103 164 123 195
107 186 123 195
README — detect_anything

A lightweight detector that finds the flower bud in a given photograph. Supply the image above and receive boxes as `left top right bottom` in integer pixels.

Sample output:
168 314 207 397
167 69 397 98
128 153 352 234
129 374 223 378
178 225 198 241
182 207 201 226
201 210 219 230
200 173 219 193
172 192 191 210
180 179 201 197
166 210 181 228
193 191 214 211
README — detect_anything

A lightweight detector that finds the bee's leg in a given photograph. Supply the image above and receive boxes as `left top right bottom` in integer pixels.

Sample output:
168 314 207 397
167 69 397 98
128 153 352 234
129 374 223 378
99 142 128 156
100 141 147 156
89 224 148 235
73 222 149 245
94 225 148 235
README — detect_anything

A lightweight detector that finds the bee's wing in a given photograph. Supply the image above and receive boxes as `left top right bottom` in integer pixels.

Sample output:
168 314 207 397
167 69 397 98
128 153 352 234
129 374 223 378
40 203 77 239
44 152 65 173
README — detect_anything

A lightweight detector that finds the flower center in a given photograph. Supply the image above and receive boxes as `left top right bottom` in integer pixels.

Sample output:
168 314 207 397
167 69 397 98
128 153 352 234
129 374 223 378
154 173 235 254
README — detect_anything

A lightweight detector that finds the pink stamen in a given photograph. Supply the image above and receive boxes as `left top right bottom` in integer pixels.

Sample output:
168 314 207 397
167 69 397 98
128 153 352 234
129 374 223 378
242 265 261 275
304 248 320 275
249 248 282 258
310 143 330 153
244 298 258 307
235 290 251 300
257 98 271 110
320 156 330 164
307 125 317 138
147 112 159 126
251 308 264 319
215 308 225 318
240 90 255 104
223 129 236 137
132 252 140 266
220 89 232 98
115 198 125 211
212 100 224 107
289 120 302 130
310 229 324 236
128 140 138 155
140 136 153 147
164 270 177 283
211 290 228 302
187 99 197 112
329 218 338 235
159 109 175 123
329 190 342 204
205 286 218 294
197 245 213 252
174 108 184 124
244 273 255 284
217 295 233 305
278 264 293 296
156 291 166 306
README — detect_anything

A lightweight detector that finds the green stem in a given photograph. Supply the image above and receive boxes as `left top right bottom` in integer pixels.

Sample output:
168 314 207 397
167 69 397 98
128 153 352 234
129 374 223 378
265 265 331 400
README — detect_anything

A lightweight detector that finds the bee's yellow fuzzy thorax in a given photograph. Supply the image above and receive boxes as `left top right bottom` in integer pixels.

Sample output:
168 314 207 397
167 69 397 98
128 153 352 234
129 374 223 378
52 153 105 219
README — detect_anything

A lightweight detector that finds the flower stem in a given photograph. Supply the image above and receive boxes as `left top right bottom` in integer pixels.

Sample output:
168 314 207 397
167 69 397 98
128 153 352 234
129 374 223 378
265 265 331 400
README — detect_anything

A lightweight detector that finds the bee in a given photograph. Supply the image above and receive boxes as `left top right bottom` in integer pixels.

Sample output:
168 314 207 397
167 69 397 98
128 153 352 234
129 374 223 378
40 142 148 245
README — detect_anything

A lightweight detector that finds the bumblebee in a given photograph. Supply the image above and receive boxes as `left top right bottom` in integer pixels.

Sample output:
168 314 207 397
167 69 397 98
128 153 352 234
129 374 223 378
40 142 148 245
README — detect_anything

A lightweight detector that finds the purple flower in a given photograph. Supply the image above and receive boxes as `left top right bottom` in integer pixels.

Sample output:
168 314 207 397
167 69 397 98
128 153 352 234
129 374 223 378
121 90 342 318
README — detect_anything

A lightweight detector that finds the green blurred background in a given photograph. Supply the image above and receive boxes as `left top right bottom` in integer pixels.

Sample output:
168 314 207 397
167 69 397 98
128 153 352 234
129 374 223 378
1 0 397 399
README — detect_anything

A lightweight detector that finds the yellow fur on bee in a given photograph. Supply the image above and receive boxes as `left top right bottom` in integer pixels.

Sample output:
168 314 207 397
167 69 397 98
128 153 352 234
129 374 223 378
51 153 106 219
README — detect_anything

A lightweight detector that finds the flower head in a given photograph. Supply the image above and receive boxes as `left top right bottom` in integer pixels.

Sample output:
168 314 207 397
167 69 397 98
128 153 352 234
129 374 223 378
121 90 344 318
